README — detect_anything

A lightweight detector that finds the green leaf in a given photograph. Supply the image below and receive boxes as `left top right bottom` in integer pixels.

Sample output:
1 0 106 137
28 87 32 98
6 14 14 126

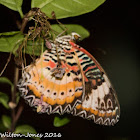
0 31 21 36
0 31 24 53
0 92 9 109
1 115 11 129
53 116 70 127
0 119 7 132
0 0 23 18
15 125 40 140
0 77 13 86
32 0 105 19
51 24 90 40
0 77 14 92
25 40 45 56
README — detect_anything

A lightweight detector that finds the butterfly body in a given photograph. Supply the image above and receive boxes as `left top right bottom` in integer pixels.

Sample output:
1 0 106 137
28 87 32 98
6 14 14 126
18 33 120 125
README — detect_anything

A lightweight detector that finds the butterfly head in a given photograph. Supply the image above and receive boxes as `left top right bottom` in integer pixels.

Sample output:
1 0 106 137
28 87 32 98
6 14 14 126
55 32 81 44
71 32 81 42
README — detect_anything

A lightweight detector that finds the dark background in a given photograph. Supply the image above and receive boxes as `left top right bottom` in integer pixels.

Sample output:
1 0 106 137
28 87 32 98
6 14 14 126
0 0 140 140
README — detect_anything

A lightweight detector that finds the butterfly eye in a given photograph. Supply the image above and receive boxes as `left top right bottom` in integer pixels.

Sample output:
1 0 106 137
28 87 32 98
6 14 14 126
71 32 81 42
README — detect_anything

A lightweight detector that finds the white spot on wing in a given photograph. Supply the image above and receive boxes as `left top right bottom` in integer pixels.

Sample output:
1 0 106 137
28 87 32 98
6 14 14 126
98 85 105 99
66 74 73 83
90 89 98 110
82 95 92 108
102 82 109 95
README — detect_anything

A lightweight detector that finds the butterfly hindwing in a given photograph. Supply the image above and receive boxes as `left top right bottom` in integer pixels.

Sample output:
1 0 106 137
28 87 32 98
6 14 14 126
69 42 120 125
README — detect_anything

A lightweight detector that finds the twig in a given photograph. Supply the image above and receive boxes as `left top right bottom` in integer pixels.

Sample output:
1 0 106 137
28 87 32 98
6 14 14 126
10 14 29 133
20 17 28 33
0 53 12 77
14 101 24 123
10 67 19 132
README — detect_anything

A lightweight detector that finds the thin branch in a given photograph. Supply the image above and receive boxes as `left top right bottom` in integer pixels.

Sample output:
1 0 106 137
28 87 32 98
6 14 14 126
10 14 28 133
14 101 24 123
10 67 19 132
0 53 12 77
12 67 19 103
20 17 28 33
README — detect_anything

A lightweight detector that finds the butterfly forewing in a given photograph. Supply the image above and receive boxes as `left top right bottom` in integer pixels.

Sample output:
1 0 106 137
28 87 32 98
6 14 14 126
18 41 84 115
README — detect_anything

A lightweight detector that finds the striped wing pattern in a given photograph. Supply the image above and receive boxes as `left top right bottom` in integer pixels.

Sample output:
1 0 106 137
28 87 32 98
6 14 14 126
18 34 120 126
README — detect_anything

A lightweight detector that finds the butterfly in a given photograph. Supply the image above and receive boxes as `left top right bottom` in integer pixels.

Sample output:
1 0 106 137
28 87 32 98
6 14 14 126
17 32 120 126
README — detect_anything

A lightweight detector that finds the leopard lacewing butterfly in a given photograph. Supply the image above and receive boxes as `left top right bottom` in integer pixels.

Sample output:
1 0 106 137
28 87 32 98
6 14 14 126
17 33 120 125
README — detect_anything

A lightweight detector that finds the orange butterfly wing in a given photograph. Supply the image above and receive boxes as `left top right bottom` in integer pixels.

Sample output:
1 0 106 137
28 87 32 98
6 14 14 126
18 44 84 115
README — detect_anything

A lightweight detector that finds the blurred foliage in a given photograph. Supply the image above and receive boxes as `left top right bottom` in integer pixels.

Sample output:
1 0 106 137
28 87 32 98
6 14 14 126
1 115 11 129
0 92 9 109
14 125 41 140
53 116 70 127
